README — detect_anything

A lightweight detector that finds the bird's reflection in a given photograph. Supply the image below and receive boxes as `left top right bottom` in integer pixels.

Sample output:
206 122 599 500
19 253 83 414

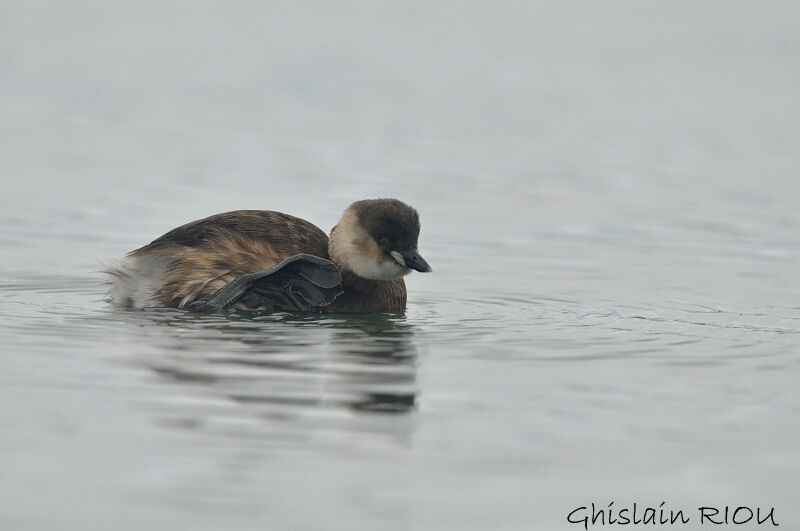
325 315 417 414
134 310 418 422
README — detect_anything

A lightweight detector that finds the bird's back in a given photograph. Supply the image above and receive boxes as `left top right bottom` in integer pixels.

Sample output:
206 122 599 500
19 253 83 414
110 210 330 309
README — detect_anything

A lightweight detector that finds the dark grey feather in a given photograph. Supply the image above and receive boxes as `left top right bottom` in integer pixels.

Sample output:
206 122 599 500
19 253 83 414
200 254 343 312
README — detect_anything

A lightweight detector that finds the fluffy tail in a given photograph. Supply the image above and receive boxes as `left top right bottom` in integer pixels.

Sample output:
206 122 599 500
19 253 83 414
101 254 170 308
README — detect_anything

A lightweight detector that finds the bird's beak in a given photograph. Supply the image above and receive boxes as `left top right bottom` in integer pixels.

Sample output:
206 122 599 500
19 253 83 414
392 249 432 273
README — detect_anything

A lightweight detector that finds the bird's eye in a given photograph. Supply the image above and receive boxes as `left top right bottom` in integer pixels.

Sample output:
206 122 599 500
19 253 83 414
378 236 389 248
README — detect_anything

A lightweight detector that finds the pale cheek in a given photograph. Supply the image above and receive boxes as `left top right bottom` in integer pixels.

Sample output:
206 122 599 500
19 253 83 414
351 254 406 280
376 260 409 280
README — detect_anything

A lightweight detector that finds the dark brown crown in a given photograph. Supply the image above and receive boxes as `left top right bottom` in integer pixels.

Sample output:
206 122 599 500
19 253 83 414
350 198 421 251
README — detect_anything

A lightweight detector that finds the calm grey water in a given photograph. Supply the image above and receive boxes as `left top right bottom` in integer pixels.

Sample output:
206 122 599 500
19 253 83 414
2 2 799 530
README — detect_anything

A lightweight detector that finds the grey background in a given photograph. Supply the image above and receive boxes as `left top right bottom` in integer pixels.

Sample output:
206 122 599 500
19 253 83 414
1 2 799 530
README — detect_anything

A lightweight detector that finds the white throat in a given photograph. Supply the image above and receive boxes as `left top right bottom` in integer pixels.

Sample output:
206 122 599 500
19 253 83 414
329 209 408 281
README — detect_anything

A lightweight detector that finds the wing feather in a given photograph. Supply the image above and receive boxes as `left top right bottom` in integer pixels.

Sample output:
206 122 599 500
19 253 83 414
198 254 343 312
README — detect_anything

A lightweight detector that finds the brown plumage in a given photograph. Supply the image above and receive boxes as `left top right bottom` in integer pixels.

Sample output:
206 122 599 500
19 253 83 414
106 199 431 313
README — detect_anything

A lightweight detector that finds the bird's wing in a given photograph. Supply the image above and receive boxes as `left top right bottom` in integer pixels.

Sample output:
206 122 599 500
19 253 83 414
198 253 343 312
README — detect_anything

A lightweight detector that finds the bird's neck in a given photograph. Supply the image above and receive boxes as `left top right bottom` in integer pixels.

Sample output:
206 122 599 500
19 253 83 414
327 269 407 313
327 225 407 313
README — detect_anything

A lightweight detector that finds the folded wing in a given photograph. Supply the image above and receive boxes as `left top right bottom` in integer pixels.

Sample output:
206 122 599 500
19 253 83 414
198 253 343 312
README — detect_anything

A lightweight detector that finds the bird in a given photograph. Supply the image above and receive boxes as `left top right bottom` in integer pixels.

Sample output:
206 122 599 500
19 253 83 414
106 198 431 313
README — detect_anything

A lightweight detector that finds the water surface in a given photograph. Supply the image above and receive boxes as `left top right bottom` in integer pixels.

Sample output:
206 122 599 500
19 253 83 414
1 2 799 530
